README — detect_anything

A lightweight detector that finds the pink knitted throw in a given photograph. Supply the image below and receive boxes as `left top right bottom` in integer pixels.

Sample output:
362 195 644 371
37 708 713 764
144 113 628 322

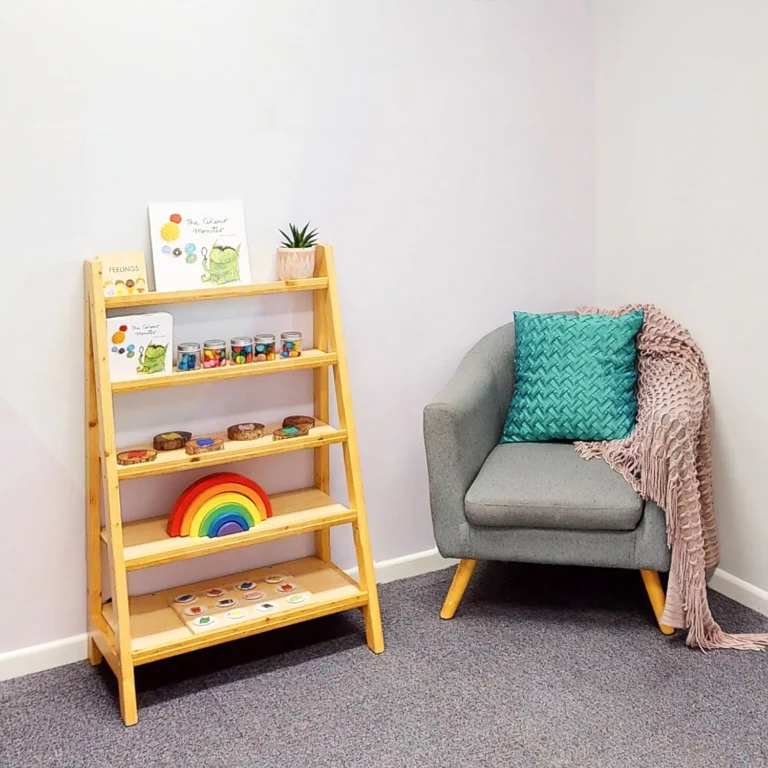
575 305 768 650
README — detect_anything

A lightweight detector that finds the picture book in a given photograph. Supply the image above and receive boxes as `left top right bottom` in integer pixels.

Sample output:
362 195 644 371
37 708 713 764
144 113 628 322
148 201 252 292
106 312 173 382
98 251 148 297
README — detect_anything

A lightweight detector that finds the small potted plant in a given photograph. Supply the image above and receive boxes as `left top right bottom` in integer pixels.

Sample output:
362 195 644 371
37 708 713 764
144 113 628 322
277 222 319 280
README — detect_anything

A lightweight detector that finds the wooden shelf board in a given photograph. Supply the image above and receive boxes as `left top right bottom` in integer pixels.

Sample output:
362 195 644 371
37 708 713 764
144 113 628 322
105 488 356 570
105 277 329 309
115 420 346 479
111 348 337 393
101 556 366 665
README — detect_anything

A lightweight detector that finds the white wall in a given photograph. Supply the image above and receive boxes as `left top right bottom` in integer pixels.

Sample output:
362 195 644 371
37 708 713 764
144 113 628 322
0 1 595 653
595 1 768 592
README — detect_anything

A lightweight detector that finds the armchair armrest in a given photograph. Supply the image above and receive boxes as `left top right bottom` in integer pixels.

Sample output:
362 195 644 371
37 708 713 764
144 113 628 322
423 322 516 558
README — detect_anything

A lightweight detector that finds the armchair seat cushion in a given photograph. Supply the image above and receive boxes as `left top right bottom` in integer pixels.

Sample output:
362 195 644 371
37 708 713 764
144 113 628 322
464 443 644 531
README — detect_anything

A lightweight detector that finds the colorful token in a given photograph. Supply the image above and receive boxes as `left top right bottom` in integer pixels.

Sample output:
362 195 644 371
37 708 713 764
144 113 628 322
236 581 257 591
206 587 226 598
264 574 286 584
243 590 267 601
215 598 237 609
286 593 308 605
193 615 217 627
275 583 297 594
254 602 278 613
226 608 248 621
174 593 197 604
184 605 207 616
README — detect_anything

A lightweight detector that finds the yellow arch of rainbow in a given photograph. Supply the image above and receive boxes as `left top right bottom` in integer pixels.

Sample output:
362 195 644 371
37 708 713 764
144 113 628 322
181 487 269 538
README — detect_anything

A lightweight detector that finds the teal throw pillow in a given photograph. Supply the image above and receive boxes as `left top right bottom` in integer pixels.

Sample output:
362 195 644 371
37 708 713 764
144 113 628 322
501 310 644 443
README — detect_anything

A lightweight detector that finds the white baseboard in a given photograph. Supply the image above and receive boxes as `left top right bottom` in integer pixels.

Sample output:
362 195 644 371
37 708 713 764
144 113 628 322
0 633 88 683
0 548 456 683
709 567 768 619
346 546 457 585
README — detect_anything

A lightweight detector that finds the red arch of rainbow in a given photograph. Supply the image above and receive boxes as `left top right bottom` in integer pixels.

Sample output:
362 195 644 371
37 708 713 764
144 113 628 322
167 472 272 538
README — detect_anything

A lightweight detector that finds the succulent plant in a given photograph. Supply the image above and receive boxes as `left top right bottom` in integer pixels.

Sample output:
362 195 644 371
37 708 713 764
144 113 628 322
279 222 318 249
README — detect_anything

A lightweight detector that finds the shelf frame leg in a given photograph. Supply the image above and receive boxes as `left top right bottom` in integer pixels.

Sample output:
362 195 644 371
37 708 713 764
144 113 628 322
86 261 139 725
321 245 384 654
313 247 332 562
85 292 103 667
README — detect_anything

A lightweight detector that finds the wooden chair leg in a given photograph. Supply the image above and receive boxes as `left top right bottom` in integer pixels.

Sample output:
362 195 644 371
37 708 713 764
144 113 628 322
640 569 675 635
440 559 477 619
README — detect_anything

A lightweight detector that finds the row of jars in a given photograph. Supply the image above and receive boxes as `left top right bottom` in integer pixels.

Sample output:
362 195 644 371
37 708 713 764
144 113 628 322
176 332 303 370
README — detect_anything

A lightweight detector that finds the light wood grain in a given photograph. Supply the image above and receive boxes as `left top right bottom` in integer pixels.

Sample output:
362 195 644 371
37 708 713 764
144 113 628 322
323 245 384 654
101 557 366 664
86 260 138 725
105 277 329 309
111 348 337 393
440 559 477 619
640 569 675 635
313 246 332 562
106 489 356 570
85 279 103 667
115 420 346 480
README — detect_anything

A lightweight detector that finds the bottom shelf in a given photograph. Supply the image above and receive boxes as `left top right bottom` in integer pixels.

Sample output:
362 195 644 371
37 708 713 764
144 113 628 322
102 556 366 665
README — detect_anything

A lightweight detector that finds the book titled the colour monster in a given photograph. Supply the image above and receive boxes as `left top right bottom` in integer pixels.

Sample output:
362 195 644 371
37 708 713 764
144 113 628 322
98 251 148 297
148 201 252 292
106 312 173 382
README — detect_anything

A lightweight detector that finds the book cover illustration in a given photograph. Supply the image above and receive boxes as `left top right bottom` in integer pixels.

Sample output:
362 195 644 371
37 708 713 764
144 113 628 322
98 251 148 297
106 312 173 381
148 201 252 292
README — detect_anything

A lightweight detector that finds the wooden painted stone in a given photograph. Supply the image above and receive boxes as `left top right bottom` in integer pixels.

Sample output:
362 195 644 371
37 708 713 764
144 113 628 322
227 422 265 441
185 437 225 455
153 431 192 451
117 449 157 466
272 426 309 441
282 415 315 430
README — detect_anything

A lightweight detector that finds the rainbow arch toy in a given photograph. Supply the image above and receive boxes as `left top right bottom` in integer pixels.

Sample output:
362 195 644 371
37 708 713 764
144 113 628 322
167 472 272 538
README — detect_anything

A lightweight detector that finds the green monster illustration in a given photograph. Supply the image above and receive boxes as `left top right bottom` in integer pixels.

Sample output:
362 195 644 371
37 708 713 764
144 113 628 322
136 343 168 374
201 242 241 285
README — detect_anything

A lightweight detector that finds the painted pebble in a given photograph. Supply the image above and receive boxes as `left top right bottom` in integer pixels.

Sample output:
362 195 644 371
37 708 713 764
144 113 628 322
174 593 197 604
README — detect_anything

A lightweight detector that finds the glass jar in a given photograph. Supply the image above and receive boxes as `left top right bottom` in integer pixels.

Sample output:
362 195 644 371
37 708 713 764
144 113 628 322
229 336 253 365
176 342 201 372
202 339 227 368
281 331 303 358
254 333 276 362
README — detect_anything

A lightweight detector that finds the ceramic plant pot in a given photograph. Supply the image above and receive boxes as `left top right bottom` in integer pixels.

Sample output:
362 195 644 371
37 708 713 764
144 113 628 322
277 246 316 280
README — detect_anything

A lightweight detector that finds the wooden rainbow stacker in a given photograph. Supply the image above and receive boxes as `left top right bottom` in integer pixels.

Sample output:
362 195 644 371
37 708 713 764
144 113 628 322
84 245 384 725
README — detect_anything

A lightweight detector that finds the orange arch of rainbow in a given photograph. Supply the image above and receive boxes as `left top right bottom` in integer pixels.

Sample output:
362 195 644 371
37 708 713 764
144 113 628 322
167 472 272 538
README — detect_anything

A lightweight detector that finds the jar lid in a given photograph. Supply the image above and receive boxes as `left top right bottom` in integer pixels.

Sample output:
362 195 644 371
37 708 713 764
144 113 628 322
203 339 227 348
281 331 302 340
177 342 201 352
230 336 253 345
254 334 275 342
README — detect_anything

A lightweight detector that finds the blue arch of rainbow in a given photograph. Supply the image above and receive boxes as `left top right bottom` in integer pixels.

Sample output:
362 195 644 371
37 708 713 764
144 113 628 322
167 472 272 538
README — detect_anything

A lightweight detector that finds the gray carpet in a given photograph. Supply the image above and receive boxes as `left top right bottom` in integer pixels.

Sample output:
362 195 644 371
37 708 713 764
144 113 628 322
2 563 767 768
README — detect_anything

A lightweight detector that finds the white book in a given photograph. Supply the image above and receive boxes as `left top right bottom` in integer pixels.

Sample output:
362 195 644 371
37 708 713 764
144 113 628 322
148 201 251 292
106 312 173 382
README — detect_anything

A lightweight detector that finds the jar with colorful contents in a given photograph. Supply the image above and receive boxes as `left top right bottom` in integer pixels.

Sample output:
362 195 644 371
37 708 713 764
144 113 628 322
253 334 276 362
176 342 201 372
281 331 302 358
230 336 253 365
202 339 227 368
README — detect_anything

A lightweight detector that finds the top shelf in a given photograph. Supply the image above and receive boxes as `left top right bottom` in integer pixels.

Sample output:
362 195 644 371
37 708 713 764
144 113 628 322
105 277 328 309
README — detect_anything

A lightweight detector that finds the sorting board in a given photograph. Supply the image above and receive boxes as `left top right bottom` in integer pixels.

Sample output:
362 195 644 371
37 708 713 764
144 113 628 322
170 572 312 634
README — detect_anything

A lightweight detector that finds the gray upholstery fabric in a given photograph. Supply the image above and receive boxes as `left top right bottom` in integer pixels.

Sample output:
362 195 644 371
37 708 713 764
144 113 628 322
465 443 643 531
423 321 671 573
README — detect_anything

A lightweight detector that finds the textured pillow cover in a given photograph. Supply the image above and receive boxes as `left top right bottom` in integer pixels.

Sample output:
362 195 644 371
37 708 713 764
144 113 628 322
501 310 644 443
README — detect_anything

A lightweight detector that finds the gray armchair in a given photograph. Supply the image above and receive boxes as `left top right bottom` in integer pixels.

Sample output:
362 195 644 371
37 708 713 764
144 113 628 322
423 321 672 633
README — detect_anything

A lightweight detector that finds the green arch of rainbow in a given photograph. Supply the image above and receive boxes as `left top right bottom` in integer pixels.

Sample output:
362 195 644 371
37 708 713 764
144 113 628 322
167 472 272 538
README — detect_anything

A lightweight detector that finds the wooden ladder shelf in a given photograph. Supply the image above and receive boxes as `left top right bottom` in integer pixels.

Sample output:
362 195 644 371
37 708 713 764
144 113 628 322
84 245 384 725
